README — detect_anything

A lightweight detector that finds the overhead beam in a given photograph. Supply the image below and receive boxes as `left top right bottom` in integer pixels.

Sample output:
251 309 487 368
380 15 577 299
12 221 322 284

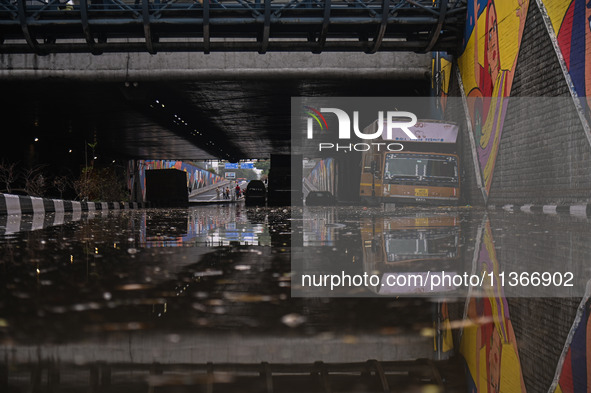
0 67 430 81
0 50 431 81
0 0 466 54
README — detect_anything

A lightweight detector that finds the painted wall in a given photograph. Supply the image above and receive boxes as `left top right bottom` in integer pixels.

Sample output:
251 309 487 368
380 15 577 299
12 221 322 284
305 158 335 195
545 0 591 119
441 2 591 387
130 160 224 201
433 0 591 206
458 0 530 197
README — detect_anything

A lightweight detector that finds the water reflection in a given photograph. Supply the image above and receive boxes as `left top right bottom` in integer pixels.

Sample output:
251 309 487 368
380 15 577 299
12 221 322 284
0 209 102 236
2 205 591 391
0 206 434 338
360 213 462 295
550 292 591 393
141 206 271 247
303 207 339 246
296 207 591 390
459 296 525 392
0 206 273 248
297 208 589 298
0 206 282 344
457 215 525 391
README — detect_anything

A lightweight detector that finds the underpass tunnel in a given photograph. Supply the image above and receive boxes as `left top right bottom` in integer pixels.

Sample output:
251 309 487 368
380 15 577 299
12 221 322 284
0 75 436 204
3 0 591 390
2 0 589 209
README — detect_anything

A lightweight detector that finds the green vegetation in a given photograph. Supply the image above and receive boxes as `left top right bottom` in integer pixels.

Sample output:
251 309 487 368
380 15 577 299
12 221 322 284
254 160 270 176
74 166 128 202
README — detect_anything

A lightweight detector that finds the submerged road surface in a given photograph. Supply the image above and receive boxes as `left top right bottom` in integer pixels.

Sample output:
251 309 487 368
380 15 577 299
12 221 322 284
1 204 589 392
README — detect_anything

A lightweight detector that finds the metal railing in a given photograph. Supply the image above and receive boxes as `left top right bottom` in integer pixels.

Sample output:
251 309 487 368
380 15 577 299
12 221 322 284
0 0 466 54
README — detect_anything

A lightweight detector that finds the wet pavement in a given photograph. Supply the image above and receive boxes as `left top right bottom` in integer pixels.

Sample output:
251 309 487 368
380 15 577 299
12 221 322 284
1 204 590 392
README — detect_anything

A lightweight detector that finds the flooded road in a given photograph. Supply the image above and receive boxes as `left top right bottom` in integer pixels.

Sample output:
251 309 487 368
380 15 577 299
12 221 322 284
1 205 589 392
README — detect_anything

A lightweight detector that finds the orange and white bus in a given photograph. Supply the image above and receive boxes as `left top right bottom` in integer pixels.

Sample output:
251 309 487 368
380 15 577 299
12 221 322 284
359 119 460 205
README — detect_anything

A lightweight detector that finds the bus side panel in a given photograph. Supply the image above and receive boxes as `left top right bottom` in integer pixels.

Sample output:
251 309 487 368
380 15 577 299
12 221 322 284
359 150 384 202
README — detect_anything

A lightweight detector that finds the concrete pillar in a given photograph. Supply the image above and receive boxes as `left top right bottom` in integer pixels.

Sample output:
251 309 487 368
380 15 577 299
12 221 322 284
267 154 302 206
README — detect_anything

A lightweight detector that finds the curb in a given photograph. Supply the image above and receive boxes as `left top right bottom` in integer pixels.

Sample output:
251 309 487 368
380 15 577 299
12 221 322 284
0 193 149 216
490 203 591 217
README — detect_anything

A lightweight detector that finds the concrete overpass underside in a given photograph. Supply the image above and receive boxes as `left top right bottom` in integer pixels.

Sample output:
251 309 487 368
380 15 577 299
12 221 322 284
0 51 431 162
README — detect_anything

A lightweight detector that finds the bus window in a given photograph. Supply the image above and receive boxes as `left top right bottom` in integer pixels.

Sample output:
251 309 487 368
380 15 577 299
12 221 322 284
384 157 419 179
384 154 458 183
425 159 457 179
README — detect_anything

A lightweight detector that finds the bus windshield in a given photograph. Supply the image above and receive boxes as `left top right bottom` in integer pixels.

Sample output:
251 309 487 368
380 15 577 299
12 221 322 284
383 154 458 183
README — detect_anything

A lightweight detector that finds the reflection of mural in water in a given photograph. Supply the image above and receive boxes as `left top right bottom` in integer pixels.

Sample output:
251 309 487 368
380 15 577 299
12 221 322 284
544 0 591 118
435 302 455 359
460 218 526 392
303 207 336 246
140 212 223 248
458 0 529 195
139 209 271 247
551 292 591 393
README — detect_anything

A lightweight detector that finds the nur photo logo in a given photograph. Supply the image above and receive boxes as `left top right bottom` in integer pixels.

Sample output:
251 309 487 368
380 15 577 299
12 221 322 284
303 107 419 152
305 108 419 140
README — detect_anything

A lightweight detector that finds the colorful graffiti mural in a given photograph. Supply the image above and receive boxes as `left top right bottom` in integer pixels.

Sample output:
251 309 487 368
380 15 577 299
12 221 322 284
130 160 225 201
305 158 335 195
460 218 526 392
544 0 591 119
432 0 590 199
457 0 530 195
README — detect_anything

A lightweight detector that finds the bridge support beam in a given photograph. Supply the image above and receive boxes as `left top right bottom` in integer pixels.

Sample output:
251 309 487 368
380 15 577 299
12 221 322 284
0 52 431 82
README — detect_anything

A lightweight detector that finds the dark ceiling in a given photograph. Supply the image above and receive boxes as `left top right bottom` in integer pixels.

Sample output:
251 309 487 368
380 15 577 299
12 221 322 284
0 76 430 167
